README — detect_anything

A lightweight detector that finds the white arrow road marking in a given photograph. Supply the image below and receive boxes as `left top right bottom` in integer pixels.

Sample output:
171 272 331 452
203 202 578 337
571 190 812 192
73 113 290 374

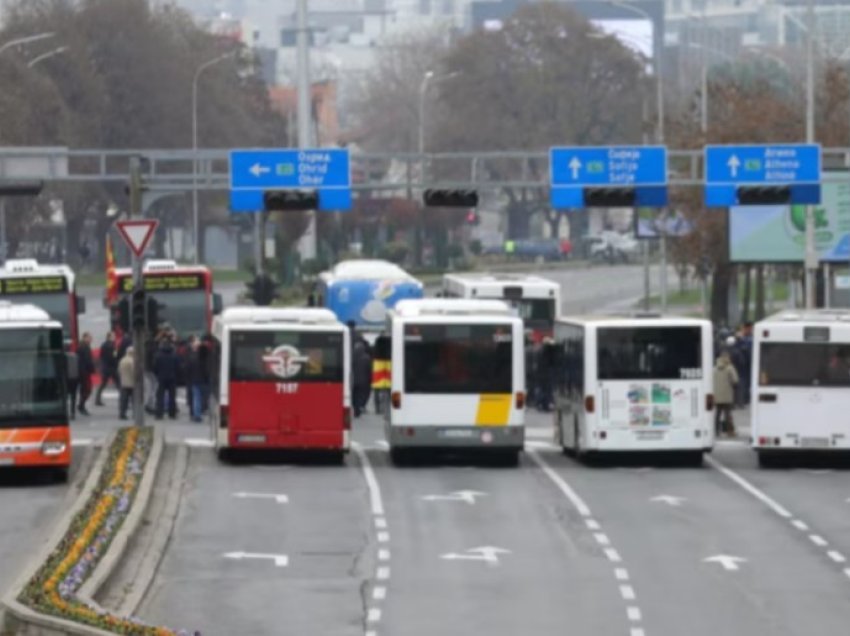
703 555 746 571
223 551 288 567
650 495 686 507
421 490 487 505
249 162 271 177
727 154 741 177
441 546 511 565
233 492 289 504
569 156 582 179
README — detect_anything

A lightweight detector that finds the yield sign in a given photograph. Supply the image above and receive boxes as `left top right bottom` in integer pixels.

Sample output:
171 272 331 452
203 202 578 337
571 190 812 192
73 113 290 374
115 219 158 258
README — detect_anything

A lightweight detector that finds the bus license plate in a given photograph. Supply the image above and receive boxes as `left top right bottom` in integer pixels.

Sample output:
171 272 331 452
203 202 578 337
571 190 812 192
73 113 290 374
438 429 475 439
0 457 14 466
801 437 829 448
635 430 664 441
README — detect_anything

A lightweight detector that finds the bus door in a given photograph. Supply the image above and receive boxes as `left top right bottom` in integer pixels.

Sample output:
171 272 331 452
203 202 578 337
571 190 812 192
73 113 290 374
227 328 349 448
594 326 707 439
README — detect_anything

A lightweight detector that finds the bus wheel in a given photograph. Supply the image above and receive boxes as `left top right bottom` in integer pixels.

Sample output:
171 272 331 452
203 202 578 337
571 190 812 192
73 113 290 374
682 451 703 468
390 447 408 467
216 447 231 463
329 451 346 465
757 451 783 469
495 450 520 468
52 467 69 484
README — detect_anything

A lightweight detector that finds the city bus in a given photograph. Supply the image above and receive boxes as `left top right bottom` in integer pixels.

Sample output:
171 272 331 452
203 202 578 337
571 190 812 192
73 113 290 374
385 298 525 466
751 310 850 467
111 259 222 339
315 259 423 335
553 314 714 465
210 307 350 462
0 302 72 481
442 273 560 343
0 259 86 350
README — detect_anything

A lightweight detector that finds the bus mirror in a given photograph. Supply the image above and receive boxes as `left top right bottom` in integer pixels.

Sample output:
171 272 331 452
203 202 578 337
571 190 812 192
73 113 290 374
213 293 223 315
76 295 87 315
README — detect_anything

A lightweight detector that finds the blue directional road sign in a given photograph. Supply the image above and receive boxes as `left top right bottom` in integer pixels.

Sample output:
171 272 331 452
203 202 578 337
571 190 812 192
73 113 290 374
229 148 352 212
550 146 668 208
704 144 821 207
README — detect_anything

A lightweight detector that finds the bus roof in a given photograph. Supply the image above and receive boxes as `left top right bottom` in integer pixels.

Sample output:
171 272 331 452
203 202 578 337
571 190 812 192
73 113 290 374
557 313 711 327
0 259 75 285
0 301 62 328
114 259 212 277
320 259 420 283
443 272 558 289
393 298 516 318
757 309 850 325
217 306 341 327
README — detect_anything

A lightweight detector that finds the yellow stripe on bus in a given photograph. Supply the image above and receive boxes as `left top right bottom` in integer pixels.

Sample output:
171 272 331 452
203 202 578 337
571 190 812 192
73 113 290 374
475 394 512 426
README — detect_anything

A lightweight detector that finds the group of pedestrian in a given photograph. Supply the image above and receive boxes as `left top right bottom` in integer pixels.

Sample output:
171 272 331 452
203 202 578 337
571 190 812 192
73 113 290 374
348 321 392 418
66 327 210 423
526 336 558 412
712 321 754 437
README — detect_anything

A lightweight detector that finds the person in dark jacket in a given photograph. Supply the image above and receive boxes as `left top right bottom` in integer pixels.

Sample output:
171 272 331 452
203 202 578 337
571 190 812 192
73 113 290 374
187 337 206 422
66 351 78 419
153 336 180 419
352 339 373 418
77 333 96 415
95 331 119 406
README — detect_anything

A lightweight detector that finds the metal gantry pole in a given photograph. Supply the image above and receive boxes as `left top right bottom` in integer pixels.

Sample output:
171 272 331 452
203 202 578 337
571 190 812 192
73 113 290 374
804 0 817 309
296 0 317 261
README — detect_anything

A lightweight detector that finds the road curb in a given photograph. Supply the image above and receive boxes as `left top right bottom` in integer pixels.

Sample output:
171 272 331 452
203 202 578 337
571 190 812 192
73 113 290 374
1 428 165 636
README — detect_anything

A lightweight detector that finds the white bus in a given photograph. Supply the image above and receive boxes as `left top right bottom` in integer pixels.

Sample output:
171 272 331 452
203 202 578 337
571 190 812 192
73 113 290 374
553 314 714 465
210 307 351 462
385 298 525 466
752 310 850 467
442 273 560 342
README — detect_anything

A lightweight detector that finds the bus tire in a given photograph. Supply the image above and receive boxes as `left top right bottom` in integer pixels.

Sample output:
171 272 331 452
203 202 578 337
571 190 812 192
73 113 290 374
216 447 231 463
683 451 703 468
329 451 346 465
496 450 520 468
52 467 69 484
390 447 408 467
757 451 783 469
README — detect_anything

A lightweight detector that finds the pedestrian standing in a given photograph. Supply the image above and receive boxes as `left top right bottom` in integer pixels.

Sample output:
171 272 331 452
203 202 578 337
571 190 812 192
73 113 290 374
66 350 78 419
77 333 95 415
713 351 739 437
118 346 135 420
352 338 372 418
95 331 120 406
153 336 180 420
187 338 206 422
371 332 391 415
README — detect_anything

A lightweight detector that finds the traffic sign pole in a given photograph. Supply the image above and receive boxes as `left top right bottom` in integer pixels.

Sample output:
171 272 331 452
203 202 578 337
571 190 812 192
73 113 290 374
128 157 146 428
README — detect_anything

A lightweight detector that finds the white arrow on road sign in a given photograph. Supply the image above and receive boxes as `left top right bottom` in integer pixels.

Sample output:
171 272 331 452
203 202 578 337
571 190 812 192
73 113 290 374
568 156 582 179
441 546 510 565
421 490 487 505
650 495 686 507
703 555 746 571
249 162 271 178
223 551 289 567
233 492 289 504
727 155 741 178
115 219 158 258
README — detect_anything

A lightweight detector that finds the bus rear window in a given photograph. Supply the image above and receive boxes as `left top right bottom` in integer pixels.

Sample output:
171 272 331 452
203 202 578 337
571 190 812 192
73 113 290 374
404 323 513 394
507 299 555 324
760 343 850 387
597 327 703 381
229 330 343 383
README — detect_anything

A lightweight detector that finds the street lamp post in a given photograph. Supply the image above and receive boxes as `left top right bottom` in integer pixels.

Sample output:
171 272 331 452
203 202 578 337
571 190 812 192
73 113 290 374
192 50 236 264
804 0 817 309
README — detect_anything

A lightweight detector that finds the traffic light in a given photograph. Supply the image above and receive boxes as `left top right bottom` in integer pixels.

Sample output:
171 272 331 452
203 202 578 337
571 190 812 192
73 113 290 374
423 189 479 208
736 186 792 205
583 187 636 207
146 295 166 330
264 190 319 211
131 290 146 329
246 273 278 306
111 296 130 333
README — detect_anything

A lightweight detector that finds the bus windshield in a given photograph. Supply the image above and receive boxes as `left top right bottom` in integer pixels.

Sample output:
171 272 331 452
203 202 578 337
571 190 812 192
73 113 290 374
155 290 208 337
597 326 703 381
0 328 66 426
229 330 344 383
404 323 513 394
760 342 850 387
0 292 71 335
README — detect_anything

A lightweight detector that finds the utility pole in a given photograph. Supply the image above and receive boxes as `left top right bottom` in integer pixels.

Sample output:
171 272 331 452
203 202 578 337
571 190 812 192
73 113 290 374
296 0 317 261
129 157 145 428
804 0 817 309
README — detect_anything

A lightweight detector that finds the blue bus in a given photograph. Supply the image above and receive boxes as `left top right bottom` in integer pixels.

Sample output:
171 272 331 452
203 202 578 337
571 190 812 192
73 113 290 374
315 260 424 332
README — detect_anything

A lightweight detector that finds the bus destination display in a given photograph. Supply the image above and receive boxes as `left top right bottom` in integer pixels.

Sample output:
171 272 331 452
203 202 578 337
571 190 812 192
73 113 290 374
0 276 68 295
120 275 204 293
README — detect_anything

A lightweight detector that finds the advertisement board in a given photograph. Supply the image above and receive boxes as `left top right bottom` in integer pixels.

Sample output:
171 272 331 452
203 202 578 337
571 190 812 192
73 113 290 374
729 178 850 263
635 208 694 239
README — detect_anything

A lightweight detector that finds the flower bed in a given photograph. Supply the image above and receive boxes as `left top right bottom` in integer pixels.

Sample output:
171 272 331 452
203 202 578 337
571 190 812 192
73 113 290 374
17 427 191 636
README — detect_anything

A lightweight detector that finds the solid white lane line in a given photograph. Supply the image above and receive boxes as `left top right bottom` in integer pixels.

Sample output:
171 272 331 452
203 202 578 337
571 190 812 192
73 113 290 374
367 608 382 623
594 533 611 546
373 586 387 601
604 548 622 563
620 585 636 601
706 456 792 519
810 535 828 548
792 519 809 531
353 442 385 517
378 549 391 561
377 567 390 580
615 568 630 581
527 449 592 517
586 518 601 531
627 607 642 622
828 551 846 563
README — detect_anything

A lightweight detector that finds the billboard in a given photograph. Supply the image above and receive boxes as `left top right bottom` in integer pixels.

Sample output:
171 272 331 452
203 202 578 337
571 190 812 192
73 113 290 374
635 208 694 239
729 178 850 263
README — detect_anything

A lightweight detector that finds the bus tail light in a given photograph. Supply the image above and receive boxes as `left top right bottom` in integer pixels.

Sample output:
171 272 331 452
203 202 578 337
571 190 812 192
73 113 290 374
515 392 525 410
584 395 595 413
219 405 229 429
391 392 401 409
705 394 715 411
343 407 352 431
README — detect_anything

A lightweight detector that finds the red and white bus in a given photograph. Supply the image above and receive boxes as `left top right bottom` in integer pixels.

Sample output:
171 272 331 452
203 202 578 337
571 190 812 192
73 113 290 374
0 302 72 481
0 259 86 350
210 307 351 462
111 259 221 339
